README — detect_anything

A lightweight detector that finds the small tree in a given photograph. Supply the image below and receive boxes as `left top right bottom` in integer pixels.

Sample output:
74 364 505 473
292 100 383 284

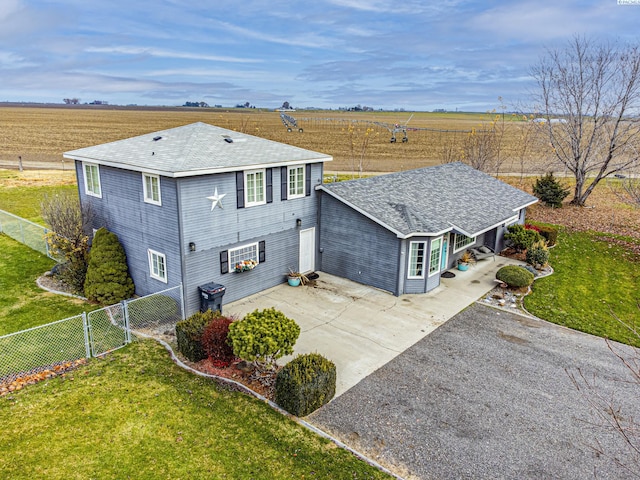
84 227 134 304
227 307 300 372
533 173 570 208
41 192 94 293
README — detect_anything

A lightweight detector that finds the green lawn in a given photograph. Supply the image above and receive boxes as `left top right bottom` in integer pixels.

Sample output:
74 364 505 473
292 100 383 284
0 234 92 335
0 181 77 223
0 340 389 480
525 230 640 347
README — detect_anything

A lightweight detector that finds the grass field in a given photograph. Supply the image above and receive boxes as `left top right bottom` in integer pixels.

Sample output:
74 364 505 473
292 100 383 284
0 105 552 173
0 339 390 480
525 230 640 347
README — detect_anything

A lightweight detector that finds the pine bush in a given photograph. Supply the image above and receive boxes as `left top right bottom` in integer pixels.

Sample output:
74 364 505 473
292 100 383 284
533 173 570 208
83 227 134 304
227 307 300 370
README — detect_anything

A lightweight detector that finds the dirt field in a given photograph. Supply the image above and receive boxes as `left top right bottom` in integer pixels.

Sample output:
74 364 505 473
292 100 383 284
0 105 551 173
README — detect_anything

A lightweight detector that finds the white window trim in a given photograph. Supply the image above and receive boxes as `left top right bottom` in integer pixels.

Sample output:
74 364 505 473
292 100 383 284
229 242 259 271
148 249 167 283
142 173 162 206
408 241 426 279
428 237 443 277
83 162 102 198
287 165 305 199
453 233 476 253
244 169 266 207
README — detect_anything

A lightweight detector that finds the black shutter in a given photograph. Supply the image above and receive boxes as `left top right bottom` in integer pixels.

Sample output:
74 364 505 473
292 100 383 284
220 250 229 274
305 164 312 196
281 166 288 201
258 241 266 263
236 171 244 209
266 168 273 204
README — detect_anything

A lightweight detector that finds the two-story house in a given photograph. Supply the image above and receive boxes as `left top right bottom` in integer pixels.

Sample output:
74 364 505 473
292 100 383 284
66 122 538 315
64 122 331 315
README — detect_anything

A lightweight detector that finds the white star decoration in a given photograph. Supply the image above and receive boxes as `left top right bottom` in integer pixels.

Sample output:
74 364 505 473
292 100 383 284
207 188 226 211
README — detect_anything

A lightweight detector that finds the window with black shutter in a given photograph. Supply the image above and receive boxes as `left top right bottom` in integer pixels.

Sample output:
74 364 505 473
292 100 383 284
235 172 244 209
220 250 229 274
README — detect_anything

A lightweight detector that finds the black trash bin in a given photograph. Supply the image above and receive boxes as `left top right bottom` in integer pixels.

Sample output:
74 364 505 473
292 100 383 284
198 282 226 313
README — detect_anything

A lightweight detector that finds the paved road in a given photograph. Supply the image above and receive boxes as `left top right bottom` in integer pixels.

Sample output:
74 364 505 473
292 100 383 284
309 303 640 480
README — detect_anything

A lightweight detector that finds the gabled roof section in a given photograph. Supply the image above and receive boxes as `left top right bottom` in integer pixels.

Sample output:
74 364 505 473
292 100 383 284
318 162 538 239
63 122 332 177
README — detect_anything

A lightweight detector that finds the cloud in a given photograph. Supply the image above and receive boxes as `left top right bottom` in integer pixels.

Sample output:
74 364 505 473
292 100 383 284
85 46 262 64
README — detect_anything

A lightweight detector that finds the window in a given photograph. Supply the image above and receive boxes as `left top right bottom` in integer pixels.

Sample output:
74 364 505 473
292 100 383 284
142 173 161 205
245 169 265 206
288 165 305 199
148 249 167 283
229 243 259 272
408 242 426 278
453 233 476 253
83 162 101 198
429 237 442 276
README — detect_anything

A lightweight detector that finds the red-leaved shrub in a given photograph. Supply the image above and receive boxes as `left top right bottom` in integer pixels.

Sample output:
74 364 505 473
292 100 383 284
201 316 235 366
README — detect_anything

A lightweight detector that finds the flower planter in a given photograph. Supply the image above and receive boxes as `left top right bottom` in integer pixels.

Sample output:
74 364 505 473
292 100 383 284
287 276 301 287
457 263 469 271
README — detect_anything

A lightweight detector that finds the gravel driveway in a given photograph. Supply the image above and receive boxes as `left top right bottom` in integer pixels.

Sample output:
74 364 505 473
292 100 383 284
308 303 640 480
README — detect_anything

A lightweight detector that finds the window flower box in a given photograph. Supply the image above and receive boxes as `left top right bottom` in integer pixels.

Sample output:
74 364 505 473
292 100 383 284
234 259 258 272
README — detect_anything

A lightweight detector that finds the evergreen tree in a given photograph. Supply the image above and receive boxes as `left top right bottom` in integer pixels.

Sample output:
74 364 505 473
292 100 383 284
533 172 570 208
84 227 135 304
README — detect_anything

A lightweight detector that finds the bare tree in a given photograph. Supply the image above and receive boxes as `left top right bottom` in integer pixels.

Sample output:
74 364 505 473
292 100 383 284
41 192 94 293
530 36 640 206
459 115 502 174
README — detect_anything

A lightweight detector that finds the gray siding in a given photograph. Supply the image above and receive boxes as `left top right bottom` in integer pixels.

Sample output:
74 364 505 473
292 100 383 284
76 162 182 297
179 163 324 315
319 193 400 295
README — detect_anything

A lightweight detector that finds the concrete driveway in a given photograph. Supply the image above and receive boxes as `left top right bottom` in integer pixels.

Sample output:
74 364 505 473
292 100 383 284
308 303 640 480
225 257 520 396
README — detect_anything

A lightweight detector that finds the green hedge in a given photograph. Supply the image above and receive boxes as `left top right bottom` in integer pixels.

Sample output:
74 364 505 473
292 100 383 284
537 225 559 247
275 353 336 417
176 310 218 362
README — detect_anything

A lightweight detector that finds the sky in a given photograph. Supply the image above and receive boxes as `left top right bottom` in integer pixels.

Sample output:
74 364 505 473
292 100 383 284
0 0 639 111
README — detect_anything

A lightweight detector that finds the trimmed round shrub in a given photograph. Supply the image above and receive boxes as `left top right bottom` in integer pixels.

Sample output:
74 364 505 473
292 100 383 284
227 307 300 370
84 227 135 304
526 240 550 269
496 265 535 288
201 315 235 366
176 310 218 362
275 353 336 416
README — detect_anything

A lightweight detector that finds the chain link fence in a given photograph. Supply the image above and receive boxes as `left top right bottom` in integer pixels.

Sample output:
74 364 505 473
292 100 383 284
0 286 185 386
0 209 54 259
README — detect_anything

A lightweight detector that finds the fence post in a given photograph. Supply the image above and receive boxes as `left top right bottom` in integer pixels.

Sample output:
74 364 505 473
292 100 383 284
179 283 186 320
82 312 91 359
122 300 131 344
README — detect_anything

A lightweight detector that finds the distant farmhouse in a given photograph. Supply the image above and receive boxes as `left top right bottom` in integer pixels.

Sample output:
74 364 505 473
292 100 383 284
64 123 536 315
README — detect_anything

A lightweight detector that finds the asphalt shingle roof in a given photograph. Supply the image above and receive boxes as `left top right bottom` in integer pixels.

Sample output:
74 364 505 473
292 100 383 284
319 162 538 238
64 122 332 177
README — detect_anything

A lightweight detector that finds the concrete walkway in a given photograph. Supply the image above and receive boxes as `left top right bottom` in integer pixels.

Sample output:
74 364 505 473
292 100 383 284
225 256 521 397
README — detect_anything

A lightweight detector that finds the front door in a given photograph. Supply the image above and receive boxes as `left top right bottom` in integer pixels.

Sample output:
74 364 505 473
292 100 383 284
299 227 315 273
441 233 449 270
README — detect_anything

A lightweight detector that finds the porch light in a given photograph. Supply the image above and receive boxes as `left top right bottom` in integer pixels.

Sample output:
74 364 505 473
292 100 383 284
189 242 196 252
